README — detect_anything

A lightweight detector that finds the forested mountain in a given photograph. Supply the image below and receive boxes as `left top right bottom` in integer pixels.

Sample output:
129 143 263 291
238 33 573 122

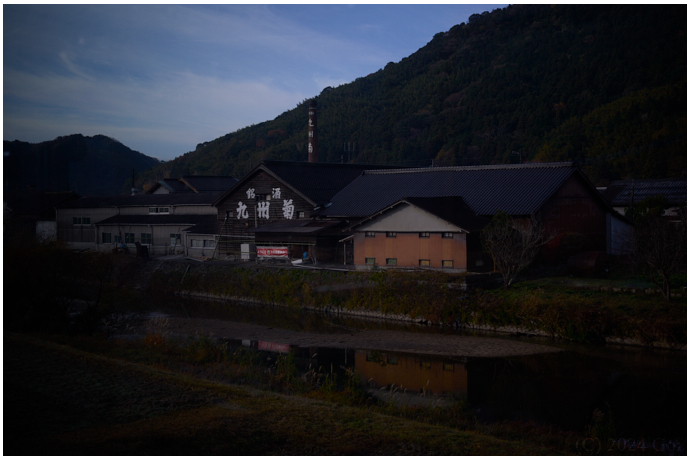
3 134 160 200
139 4 686 187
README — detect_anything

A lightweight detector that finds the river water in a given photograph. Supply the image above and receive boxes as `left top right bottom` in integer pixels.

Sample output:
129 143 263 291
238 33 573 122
146 295 687 447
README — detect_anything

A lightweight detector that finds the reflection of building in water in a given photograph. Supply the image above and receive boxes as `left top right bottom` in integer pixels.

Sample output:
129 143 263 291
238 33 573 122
355 351 467 397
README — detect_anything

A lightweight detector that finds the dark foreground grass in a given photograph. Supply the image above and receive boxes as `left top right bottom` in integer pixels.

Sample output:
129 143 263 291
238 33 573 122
4 333 557 456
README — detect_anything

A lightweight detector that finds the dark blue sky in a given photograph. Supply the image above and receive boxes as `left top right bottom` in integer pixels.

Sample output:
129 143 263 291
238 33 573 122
4 4 507 160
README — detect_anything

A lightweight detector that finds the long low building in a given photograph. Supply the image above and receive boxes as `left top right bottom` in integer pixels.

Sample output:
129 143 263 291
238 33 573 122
55 192 222 256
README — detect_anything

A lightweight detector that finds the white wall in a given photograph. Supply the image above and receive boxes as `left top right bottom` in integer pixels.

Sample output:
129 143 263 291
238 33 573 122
606 212 633 255
357 204 465 233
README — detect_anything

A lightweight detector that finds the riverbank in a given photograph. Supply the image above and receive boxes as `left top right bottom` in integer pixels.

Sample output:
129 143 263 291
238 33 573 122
145 261 686 349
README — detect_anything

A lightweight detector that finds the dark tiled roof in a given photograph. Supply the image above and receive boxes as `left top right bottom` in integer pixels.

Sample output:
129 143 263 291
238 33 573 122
94 214 216 227
320 162 577 218
158 178 189 193
261 160 396 204
181 176 238 193
601 179 686 207
57 192 224 209
185 216 221 235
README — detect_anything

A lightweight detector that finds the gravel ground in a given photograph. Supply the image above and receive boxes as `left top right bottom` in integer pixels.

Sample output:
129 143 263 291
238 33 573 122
151 316 560 358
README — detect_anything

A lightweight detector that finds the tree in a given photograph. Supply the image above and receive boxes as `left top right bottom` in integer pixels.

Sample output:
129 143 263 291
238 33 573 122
627 196 686 302
481 211 552 288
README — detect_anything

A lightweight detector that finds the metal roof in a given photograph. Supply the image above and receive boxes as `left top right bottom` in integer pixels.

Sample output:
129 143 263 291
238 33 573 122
94 214 216 227
601 179 686 207
57 191 224 209
319 162 577 218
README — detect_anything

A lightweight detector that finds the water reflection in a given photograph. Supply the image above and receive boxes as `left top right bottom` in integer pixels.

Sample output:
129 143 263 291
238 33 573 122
231 338 685 439
152 295 685 440
355 351 467 397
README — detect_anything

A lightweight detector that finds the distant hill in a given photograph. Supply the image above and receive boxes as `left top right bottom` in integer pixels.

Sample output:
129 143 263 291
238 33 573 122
137 4 686 188
3 134 160 201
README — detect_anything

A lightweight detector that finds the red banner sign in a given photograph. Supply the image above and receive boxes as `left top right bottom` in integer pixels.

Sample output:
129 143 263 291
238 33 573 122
256 246 289 258
258 341 291 353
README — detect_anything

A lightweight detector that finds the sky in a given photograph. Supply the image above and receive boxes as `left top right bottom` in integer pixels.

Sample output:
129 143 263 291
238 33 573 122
4 4 507 161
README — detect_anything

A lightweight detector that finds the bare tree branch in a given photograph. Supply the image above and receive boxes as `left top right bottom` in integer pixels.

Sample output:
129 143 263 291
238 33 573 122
481 211 555 288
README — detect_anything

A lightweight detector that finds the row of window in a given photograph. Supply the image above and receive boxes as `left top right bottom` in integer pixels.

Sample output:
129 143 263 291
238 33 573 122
365 231 454 239
73 217 91 225
365 258 454 268
190 239 216 248
101 232 153 245
101 233 193 246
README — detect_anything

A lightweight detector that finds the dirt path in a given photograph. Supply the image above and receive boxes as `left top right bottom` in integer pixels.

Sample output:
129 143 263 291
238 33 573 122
153 317 560 358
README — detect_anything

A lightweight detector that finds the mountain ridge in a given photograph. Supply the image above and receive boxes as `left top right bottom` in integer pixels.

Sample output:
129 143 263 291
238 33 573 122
3 134 160 201
136 4 685 188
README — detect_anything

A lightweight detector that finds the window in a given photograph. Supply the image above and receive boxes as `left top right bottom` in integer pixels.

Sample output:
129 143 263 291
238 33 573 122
203 239 215 248
419 259 430 267
149 207 170 214
387 356 398 365
72 216 90 225
420 361 431 369
386 232 397 238
114 235 122 244
442 232 453 239
442 260 454 268
365 257 375 265
170 234 181 246
101 232 112 244
125 233 135 244
298 211 305 218
419 232 430 238
365 231 376 238
386 258 397 266
443 363 454 372
141 233 152 245
191 239 203 248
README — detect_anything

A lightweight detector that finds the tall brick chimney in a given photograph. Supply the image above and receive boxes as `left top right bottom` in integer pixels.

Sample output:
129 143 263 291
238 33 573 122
308 100 318 163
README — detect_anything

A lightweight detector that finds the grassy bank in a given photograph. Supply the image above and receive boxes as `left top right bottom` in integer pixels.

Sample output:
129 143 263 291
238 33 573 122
5 332 564 455
467 279 686 345
149 263 686 346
